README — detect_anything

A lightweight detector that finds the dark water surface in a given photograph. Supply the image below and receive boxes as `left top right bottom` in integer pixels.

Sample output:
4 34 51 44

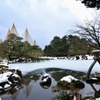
1 68 100 100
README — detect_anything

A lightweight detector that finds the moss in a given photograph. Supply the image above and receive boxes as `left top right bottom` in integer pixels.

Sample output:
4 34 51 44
53 80 85 92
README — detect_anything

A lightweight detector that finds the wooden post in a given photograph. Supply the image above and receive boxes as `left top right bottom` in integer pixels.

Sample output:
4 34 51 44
76 93 81 100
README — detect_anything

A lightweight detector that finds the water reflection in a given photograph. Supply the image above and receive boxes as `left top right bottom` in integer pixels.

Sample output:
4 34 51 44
0 68 100 100
89 84 100 99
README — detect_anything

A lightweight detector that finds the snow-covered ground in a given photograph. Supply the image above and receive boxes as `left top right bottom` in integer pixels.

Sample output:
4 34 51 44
9 59 100 75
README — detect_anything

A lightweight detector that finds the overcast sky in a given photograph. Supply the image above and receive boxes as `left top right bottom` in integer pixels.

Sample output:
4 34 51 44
0 0 96 49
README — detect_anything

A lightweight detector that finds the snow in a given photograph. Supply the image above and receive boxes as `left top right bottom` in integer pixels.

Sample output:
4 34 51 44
0 70 21 88
0 72 12 83
9 59 100 75
42 77 49 82
42 73 50 82
60 75 78 83
43 73 49 77
4 84 10 88
92 50 100 53
0 59 8 66
12 73 20 78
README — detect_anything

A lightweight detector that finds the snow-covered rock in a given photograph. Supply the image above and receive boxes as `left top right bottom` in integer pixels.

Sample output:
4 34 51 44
60 75 78 83
0 67 22 91
41 73 51 82
40 73 52 89
0 72 12 83
42 73 49 77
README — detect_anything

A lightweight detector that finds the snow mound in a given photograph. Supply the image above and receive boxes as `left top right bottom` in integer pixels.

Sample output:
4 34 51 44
60 75 78 83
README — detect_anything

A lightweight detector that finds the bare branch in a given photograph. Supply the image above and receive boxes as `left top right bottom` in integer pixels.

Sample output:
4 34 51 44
72 17 100 49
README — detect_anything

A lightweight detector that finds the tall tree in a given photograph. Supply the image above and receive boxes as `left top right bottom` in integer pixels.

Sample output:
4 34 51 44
68 35 90 55
29 45 43 57
50 36 61 56
0 33 43 61
44 36 70 56
44 45 54 56
21 41 32 58
59 36 70 56
3 33 23 60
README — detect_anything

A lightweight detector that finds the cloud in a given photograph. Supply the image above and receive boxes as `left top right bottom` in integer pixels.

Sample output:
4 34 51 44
0 0 96 48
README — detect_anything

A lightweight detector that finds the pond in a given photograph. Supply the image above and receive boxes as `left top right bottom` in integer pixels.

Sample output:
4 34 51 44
0 67 100 100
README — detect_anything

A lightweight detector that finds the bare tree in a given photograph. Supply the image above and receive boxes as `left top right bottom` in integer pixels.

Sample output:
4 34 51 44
73 17 100 49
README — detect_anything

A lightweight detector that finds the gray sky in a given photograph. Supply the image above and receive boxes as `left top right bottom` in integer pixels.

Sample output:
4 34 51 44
0 0 95 49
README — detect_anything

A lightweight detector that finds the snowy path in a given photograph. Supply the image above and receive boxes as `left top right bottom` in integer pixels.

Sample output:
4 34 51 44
9 59 100 75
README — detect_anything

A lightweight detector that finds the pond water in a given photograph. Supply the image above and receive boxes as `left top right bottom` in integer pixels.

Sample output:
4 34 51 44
0 59 100 100
0 67 100 100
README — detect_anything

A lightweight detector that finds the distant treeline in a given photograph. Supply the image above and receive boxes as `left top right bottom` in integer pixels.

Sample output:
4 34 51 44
0 33 94 61
44 35 94 57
